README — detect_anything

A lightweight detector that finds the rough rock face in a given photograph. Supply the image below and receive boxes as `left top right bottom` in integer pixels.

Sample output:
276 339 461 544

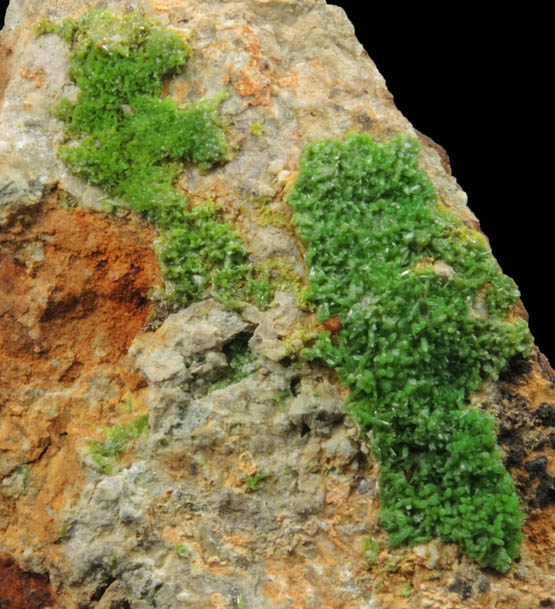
1 2 554 609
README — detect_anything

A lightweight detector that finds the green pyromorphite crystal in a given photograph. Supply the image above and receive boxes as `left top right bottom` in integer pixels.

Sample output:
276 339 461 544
88 414 149 474
288 133 534 573
41 10 272 307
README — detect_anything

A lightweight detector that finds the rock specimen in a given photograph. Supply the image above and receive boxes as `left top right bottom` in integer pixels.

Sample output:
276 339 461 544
1 1 554 608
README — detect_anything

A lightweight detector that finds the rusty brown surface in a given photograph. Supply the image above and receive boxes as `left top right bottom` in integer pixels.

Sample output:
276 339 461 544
0 192 161 407
0 553 55 609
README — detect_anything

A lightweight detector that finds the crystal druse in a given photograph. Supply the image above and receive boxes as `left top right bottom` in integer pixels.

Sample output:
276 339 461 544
288 133 534 573
44 10 534 574
41 10 275 309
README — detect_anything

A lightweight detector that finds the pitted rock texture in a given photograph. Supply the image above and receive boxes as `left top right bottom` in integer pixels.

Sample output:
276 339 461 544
1 1 554 608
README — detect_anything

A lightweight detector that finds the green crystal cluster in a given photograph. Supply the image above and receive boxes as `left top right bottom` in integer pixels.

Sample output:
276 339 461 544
41 11 271 307
288 133 533 572
43 9 534 574
156 201 265 307
88 414 149 474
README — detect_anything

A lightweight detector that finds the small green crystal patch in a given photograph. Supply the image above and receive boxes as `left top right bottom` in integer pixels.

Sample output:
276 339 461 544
288 133 534 572
88 414 149 474
41 10 274 308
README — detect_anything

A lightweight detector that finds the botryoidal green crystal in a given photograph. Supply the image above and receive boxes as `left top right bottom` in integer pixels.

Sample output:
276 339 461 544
288 133 534 572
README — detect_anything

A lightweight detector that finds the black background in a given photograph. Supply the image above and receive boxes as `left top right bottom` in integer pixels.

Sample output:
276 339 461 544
1 1 552 362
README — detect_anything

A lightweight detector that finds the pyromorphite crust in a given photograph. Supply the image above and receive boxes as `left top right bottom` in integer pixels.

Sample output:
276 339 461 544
288 133 534 573
42 11 273 308
44 9 531 574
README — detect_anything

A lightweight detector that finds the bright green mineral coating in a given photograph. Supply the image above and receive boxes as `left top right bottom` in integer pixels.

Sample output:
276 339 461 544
288 133 534 573
42 11 274 307
43 9 533 573
88 415 149 474
156 201 255 306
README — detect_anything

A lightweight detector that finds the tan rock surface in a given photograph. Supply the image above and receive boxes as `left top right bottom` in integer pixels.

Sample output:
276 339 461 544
1 1 554 608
